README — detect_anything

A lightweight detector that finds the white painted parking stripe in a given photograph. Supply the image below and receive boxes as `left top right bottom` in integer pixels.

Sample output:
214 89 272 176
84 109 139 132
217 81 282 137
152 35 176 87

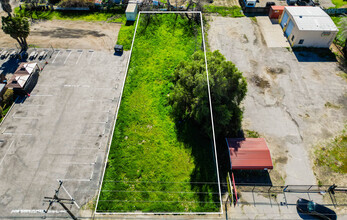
2 132 32 136
88 51 94 64
0 140 14 167
12 116 38 119
52 50 60 63
30 94 53 97
76 51 83 64
64 50 72 64
64 84 90 88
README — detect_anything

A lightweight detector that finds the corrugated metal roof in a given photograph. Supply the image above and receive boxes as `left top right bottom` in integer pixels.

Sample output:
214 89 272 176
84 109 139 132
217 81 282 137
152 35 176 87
285 6 338 31
226 138 273 170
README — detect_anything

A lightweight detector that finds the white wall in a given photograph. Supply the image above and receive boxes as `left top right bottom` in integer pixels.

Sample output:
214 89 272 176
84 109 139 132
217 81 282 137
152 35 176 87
283 11 337 48
288 27 337 48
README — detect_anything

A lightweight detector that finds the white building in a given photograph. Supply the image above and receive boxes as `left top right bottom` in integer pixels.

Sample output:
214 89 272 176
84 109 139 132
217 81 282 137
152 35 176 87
280 7 338 48
126 3 138 22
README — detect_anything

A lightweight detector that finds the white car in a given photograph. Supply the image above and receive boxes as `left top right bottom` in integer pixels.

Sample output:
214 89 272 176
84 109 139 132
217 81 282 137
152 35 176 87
9 50 18 58
0 50 9 59
38 51 47 60
29 51 38 60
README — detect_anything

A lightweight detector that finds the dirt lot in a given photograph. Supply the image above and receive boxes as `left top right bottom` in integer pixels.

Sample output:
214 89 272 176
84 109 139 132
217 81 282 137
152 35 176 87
208 15 347 219
208 16 347 186
0 19 121 51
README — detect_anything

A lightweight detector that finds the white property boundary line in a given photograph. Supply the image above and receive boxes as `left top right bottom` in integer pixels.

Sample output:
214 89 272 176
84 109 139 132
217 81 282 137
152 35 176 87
94 11 223 216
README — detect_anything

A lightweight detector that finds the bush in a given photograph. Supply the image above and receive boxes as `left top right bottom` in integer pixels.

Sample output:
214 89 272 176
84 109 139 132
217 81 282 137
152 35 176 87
58 0 93 8
0 106 3 118
3 89 14 107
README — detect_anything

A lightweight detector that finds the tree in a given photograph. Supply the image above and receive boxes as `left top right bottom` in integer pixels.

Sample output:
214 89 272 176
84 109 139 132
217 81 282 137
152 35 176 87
338 17 347 58
2 16 30 51
0 0 12 17
170 51 247 138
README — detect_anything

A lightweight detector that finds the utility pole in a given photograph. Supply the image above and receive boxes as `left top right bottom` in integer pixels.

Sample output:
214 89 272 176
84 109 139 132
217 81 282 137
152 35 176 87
43 180 78 220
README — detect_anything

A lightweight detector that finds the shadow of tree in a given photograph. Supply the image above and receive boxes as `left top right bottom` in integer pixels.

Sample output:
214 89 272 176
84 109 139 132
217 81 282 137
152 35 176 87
175 119 220 211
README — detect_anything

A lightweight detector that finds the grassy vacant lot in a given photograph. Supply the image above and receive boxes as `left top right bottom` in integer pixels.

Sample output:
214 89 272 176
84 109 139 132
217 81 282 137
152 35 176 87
204 5 244 17
97 14 219 212
313 125 347 185
14 7 126 22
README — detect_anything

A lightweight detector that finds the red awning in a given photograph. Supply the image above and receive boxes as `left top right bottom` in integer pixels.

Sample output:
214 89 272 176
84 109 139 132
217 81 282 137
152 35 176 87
226 138 273 170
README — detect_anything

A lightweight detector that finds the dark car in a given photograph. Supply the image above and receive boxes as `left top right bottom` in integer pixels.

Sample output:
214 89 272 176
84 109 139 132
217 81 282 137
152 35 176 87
296 198 337 220
266 2 276 7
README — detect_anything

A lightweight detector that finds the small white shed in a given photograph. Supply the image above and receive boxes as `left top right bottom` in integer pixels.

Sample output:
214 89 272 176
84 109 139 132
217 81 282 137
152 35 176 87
126 4 138 21
280 7 338 48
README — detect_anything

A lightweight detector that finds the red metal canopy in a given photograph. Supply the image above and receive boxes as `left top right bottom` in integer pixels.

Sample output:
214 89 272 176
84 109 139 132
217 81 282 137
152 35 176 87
226 138 273 170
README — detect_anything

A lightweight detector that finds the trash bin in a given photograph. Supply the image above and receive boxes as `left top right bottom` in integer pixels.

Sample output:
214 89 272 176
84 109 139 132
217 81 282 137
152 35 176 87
114 45 123 53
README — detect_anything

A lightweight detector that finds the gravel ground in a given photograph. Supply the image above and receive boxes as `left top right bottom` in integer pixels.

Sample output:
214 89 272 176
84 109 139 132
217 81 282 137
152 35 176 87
207 16 347 186
207 15 347 219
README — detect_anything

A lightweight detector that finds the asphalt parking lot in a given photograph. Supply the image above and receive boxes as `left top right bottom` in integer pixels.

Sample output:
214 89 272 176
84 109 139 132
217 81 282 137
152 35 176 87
0 48 129 218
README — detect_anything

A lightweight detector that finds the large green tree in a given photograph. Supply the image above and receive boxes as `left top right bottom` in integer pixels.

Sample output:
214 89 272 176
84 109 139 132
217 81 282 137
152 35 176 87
2 16 30 51
170 50 247 138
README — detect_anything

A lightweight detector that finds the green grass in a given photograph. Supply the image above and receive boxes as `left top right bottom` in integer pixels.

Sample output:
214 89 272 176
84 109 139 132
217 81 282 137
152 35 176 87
116 21 136 50
331 0 347 8
0 104 12 123
204 5 244 17
97 14 219 212
315 126 347 174
14 6 126 22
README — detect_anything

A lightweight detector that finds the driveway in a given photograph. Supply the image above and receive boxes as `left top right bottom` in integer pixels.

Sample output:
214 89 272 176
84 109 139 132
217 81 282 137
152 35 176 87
0 49 129 218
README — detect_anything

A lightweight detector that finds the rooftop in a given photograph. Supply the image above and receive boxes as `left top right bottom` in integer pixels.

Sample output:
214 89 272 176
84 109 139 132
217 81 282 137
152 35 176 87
285 6 338 32
226 138 273 170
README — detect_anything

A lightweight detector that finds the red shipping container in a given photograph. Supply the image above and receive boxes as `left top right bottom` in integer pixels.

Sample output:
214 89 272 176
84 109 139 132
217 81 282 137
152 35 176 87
269 6 285 19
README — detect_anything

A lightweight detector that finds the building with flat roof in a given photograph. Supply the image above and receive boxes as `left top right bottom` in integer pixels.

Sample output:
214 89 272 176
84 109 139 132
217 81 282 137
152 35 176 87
280 6 338 48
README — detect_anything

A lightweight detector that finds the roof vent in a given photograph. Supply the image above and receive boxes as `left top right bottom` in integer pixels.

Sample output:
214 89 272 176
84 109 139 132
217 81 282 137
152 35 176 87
299 16 303 18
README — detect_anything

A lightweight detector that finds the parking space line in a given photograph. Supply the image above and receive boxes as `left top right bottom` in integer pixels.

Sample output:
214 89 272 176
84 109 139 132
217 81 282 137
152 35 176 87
2 133 32 136
64 50 72 64
30 94 53 97
88 51 94 64
76 51 83 64
0 140 14 167
52 50 60 64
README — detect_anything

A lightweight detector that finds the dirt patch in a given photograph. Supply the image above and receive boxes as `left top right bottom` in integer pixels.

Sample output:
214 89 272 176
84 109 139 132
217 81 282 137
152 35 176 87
250 75 270 89
266 67 284 75
0 20 121 51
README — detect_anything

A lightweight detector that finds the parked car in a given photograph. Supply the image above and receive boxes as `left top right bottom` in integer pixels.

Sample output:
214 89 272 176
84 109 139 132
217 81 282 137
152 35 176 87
38 51 47 60
0 50 9 59
29 51 38 60
266 2 276 7
296 198 337 220
19 51 28 60
9 50 18 59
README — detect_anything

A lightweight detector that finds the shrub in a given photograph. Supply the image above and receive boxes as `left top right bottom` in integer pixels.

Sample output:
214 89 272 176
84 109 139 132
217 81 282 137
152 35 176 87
0 106 3 118
3 89 14 107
